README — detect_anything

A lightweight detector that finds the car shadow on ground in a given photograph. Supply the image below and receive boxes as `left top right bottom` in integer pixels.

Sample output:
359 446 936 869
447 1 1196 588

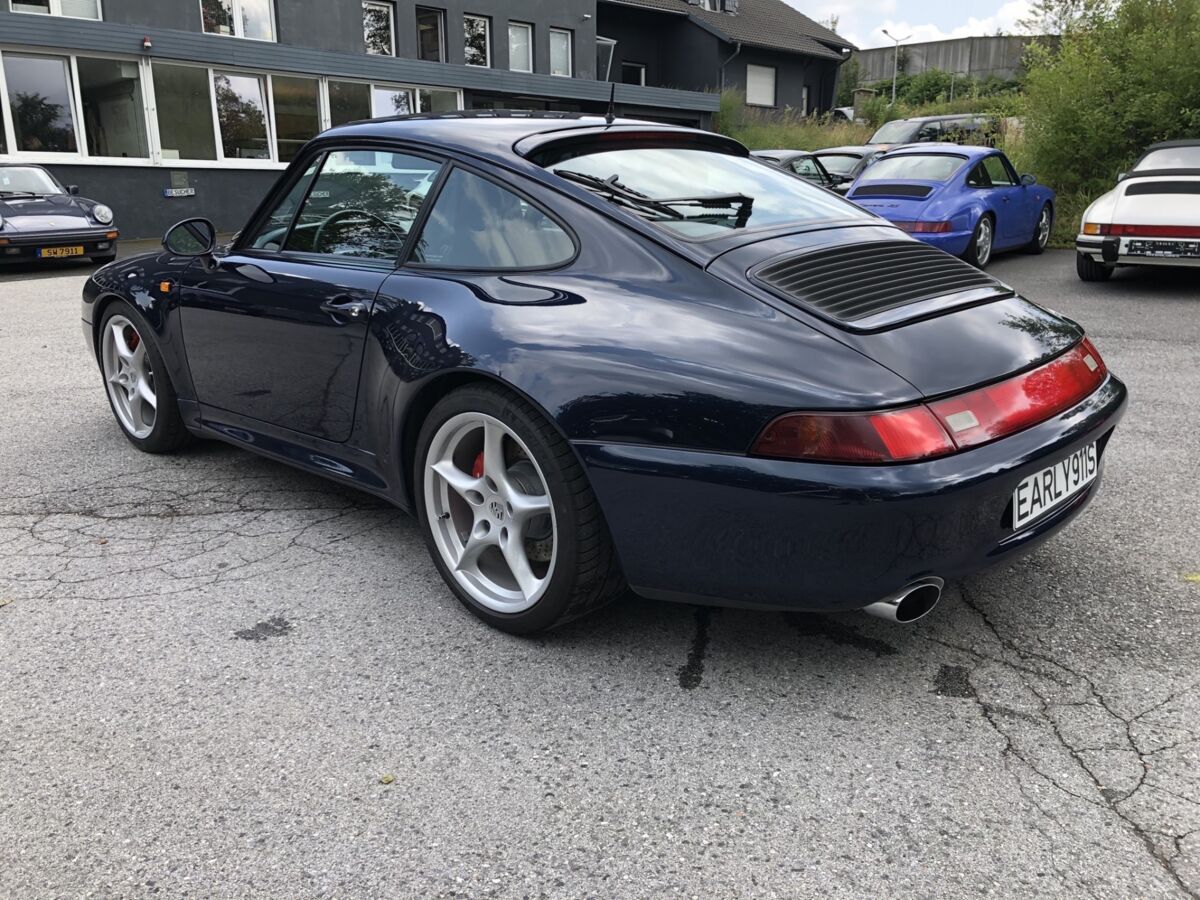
0 258 109 284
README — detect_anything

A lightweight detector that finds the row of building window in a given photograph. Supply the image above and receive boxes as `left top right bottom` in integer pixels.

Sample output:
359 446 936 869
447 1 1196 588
0 49 462 165
8 0 575 76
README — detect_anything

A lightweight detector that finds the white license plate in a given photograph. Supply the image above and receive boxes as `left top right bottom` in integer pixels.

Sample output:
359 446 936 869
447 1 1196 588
1012 442 1098 531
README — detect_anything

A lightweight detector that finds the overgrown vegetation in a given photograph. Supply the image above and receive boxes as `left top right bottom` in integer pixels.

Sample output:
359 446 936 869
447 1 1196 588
714 0 1200 248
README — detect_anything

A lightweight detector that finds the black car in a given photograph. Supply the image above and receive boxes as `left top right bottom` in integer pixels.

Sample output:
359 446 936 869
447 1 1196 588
0 164 118 264
810 146 887 193
82 112 1125 634
751 150 845 192
868 114 997 148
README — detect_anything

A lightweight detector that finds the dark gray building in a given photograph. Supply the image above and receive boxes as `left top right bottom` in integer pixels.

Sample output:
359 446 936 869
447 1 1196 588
598 0 853 117
0 0 850 236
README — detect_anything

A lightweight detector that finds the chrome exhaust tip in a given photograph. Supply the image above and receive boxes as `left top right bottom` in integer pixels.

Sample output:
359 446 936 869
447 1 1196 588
863 577 944 623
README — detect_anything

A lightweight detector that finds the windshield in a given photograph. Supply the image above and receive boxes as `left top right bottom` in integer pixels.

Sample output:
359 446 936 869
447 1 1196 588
547 146 869 238
816 153 861 176
869 120 919 144
0 166 62 195
860 154 967 183
1134 146 1200 171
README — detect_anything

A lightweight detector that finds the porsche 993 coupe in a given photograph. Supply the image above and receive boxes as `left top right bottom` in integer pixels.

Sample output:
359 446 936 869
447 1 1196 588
1 163 118 264
81 112 1127 633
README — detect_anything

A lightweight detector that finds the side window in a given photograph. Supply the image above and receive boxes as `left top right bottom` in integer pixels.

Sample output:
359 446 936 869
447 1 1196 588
916 122 941 141
966 163 990 188
982 155 1015 187
412 168 574 269
283 150 443 260
247 157 321 251
791 158 820 178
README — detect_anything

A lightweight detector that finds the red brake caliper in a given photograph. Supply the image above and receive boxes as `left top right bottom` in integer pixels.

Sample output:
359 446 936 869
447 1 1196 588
125 326 140 352
471 451 484 479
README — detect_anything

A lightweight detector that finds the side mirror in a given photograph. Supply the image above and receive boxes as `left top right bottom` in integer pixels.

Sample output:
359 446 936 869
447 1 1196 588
67 184 80 195
1116 172 1128 182
163 217 217 257
1021 174 1037 186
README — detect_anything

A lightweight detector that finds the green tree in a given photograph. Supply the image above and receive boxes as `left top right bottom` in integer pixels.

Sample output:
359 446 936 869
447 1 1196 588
835 57 859 107
1022 0 1200 199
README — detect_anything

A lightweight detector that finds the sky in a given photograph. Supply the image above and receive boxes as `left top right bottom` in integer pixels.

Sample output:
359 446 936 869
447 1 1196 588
796 0 1036 49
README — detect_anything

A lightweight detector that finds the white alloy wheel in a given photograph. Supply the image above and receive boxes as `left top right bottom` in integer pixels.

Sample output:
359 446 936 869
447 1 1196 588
1036 206 1052 249
975 217 994 267
423 412 557 613
101 314 157 439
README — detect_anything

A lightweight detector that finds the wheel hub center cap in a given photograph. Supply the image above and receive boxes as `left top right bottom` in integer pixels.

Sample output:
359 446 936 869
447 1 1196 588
489 499 506 522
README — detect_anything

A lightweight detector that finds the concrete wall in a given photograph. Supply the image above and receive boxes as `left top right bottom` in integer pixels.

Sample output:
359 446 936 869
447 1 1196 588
854 35 1046 82
44 163 283 239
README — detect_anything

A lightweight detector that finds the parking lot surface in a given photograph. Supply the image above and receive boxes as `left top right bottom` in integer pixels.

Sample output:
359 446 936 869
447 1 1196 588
1 251 1198 898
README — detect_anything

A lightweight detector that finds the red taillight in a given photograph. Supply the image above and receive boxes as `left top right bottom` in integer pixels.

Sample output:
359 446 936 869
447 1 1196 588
928 338 1107 450
1093 224 1200 238
751 407 955 463
751 339 1109 464
895 221 952 234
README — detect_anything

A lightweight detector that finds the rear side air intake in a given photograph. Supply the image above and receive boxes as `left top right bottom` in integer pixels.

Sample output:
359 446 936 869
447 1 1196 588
752 240 1009 330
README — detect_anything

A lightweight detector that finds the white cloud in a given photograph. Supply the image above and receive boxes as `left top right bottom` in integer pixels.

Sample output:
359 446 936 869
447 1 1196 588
797 0 1034 49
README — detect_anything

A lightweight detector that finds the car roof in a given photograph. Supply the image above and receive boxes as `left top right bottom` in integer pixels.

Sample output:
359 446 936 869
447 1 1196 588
320 109 744 162
813 146 873 155
897 114 986 124
1145 139 1200 150
881 143 996 159
751 149 811 157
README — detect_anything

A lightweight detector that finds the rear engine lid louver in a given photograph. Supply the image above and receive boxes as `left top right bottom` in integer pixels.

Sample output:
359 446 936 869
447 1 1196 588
752 240 1010 331
1125 181 1200 196
850 184 934 198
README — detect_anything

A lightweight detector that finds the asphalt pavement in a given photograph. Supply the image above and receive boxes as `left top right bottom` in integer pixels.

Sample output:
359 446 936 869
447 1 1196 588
1 250 1198 898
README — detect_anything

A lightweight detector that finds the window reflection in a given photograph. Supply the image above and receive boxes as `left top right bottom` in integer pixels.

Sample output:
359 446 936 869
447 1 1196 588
78 56 149 158
213 71 269 159
3 54 78 153
272 75 320 162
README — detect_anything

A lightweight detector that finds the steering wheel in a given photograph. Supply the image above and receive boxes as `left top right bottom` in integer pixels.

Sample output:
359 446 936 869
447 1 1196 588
312 208 405 256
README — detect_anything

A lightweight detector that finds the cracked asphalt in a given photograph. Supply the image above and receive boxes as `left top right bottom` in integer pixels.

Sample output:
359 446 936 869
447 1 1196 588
1 250 1198 898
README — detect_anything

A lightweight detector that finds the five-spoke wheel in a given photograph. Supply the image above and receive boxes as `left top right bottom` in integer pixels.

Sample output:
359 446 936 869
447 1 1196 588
415 384 623 633
101 314 157 439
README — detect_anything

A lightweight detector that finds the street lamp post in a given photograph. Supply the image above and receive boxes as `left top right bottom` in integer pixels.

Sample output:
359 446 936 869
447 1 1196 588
881 28 910 106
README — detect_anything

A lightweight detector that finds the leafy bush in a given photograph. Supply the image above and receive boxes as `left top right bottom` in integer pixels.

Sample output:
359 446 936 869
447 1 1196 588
1022 0 1200 221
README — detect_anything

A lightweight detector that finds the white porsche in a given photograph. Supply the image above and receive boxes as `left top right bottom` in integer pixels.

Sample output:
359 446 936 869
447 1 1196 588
1076 140 1200 281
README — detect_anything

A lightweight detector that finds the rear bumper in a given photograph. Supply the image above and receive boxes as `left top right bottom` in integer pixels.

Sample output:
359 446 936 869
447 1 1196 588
578 375 1127 612
1076 234 1200 267
0 227 118 262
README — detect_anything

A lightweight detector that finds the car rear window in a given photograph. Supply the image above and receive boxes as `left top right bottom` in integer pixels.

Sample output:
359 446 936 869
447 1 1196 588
1134 146 1200 170
860 154 967 183
543 145 870 239
869 120 919 144
815 153 860 176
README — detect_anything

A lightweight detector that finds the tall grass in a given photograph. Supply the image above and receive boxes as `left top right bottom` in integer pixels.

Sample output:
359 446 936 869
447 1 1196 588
713 91 872 150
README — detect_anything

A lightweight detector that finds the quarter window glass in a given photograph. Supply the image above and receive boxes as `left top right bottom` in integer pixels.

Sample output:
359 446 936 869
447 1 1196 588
3 54 78 153
549 29 572 76
371 86 414 117
213 71 269 159
77 57 149 159
966 163 990 188
464 15 490 67
415 169 573 269
792 158 819 177
416 7 445 62
284 150 442 260
153 63 217 160
363 1 395 55
982 155 1015 186
509 23 532 72
272 75 320 163
247 158 321 250
329 80 371 127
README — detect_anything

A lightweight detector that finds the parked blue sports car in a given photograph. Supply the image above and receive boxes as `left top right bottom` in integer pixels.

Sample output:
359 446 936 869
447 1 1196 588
846 144 1055 268
81 113 1123 634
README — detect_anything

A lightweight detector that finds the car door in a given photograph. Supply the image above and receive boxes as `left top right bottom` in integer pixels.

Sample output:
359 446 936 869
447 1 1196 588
980 154 1024 246
178 147 444 442
789 156 829 187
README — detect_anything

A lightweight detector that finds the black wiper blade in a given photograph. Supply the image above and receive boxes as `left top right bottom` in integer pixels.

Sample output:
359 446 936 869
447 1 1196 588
553 169 683 220
0 190 39 198
654 193 755 229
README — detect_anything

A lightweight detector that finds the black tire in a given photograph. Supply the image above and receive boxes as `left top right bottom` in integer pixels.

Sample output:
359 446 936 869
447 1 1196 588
414 383 624 634
1026 203 1052 254
963 214 995 269
1076 251 1114 282
97 300 193 454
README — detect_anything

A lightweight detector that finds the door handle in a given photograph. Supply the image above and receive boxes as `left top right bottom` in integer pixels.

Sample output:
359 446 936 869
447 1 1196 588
319 297 369 320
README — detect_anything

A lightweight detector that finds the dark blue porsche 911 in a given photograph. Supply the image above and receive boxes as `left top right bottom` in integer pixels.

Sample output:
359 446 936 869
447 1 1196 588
81 112 1126 633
